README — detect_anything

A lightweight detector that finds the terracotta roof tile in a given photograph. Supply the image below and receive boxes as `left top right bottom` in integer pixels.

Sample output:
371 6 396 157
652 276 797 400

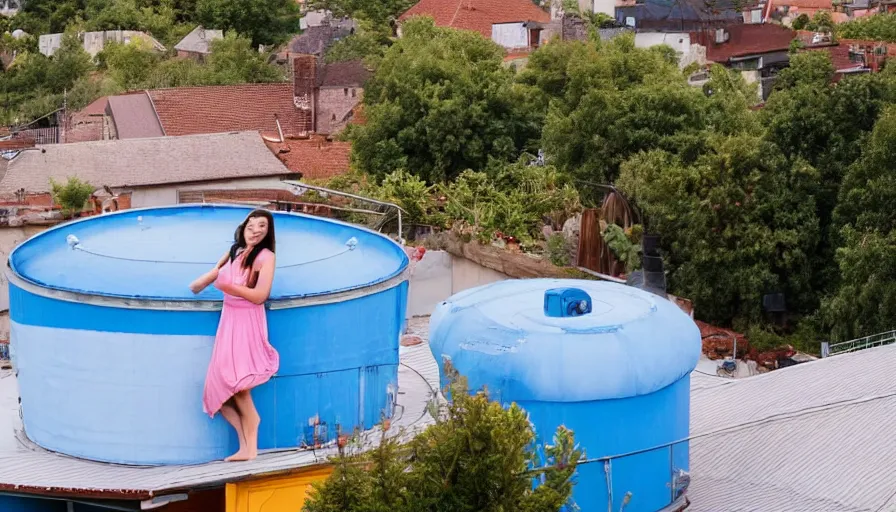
399 0 551 39
265 136 351 180
147 83 311 137
692 23 795 63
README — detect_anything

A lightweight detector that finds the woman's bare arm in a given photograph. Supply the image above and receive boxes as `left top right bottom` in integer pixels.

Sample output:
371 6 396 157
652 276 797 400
190 251 230 294
223 253 276 305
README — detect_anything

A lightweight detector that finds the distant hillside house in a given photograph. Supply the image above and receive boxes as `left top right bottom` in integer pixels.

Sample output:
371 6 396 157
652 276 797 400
398 0 552 51
38 30 165 58
64 57 371 143
174 26 224 60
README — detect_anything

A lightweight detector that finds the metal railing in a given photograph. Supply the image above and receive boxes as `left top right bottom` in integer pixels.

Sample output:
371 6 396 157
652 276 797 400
180 182 407 244
821 330 896 358
281 181 406 243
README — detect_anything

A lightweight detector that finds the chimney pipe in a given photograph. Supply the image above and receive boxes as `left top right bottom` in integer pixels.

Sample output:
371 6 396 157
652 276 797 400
275 114 285 142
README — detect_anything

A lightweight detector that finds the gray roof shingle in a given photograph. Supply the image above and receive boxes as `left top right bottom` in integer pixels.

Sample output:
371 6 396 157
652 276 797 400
0 131 295 195
174 26 224 55
688 345 896 512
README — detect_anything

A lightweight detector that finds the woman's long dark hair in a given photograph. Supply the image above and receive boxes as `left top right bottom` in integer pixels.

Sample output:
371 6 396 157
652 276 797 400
227 210 276 282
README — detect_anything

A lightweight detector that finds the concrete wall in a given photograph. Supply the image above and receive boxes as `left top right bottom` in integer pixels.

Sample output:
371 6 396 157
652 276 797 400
127 177 294 208
492 22 530 49
635 32 692 55
593 0 615 16
315 87 363 135
406 250 509 318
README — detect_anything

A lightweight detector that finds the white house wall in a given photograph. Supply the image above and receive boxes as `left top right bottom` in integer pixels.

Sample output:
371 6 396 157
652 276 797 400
634 32 692 55
126 177 295 209
492 22 530 49
593 0 615 16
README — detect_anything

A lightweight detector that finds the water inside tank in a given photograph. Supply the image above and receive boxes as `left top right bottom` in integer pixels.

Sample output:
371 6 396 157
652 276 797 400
9 205 408 300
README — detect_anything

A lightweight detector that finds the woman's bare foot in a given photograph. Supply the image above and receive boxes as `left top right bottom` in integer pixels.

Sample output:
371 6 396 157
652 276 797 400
225 449 254 462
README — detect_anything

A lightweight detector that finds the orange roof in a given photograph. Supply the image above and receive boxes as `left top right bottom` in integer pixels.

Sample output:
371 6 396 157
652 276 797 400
399 0 551 39
148 83 312 137
264 136 352 181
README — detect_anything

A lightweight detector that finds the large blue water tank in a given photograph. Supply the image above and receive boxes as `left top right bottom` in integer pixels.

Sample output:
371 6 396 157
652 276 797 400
429 279 700 512
7 205 409 465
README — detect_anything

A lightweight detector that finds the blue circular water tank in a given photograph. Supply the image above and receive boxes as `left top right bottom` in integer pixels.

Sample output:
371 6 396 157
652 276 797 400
7 205 409 465
429 279 700 512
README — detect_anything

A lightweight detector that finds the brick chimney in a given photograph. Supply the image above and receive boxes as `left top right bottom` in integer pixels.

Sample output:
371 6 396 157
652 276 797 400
292 55 317 134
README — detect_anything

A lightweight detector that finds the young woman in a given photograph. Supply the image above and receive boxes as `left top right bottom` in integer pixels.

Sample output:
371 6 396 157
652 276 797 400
190 209 280 462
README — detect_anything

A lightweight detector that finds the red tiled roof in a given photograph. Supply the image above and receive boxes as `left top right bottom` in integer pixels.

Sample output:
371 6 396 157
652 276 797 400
148 83 311 137
693 23 795 63
399 0 551 39
803 37 895 72
264 136 352 181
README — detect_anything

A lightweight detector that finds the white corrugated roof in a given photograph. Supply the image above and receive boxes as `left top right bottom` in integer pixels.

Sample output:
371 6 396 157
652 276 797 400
688 345 896 512
0 344 438 499
5 315 895 509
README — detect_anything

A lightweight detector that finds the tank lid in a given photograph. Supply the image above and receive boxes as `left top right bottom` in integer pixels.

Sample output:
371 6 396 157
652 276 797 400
428 279 701 402
8 205 409 302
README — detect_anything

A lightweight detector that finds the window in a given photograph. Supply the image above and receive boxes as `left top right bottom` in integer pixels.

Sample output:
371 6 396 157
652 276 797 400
343 88 348 96
331 114 337 121
351 88 356 98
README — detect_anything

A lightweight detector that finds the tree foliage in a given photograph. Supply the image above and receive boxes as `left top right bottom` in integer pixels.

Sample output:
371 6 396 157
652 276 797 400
617 135 821 327
350 18 541 182
50 176 95 216
194 0 301 46
303 369 580 512
838 12 896 41
537 34 711 185
822 109 896 340
305 0 414 26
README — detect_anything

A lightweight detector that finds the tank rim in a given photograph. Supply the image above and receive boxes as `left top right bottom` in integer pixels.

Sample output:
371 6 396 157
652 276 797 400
7 203 410 306
5 266 410 311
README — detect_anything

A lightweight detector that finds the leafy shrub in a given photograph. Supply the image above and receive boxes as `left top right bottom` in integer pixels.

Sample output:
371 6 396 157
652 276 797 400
50 176 94 217
303 366 581 512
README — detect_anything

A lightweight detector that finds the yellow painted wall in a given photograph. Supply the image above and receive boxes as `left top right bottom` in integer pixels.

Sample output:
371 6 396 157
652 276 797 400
225 466 334 512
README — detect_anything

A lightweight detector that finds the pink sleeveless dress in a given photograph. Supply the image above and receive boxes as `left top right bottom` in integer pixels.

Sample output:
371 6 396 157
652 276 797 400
202 248 280 417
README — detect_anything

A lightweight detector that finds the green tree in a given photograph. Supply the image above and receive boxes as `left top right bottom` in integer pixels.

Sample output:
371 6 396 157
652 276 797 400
303 368 580 512
350 18 541 182
791 13 811 31
440 157 580 244
194 0 301 46
325 23 393 66
48 31 95 94
204 33 285 83
100 40 163 89
839 12 896 41
762 53 891 302
13 0 87 35
825 107 896 341
538 34 711 185
806 10 836 33
617 135 821 327
305 0 415 26
50 176 95 217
